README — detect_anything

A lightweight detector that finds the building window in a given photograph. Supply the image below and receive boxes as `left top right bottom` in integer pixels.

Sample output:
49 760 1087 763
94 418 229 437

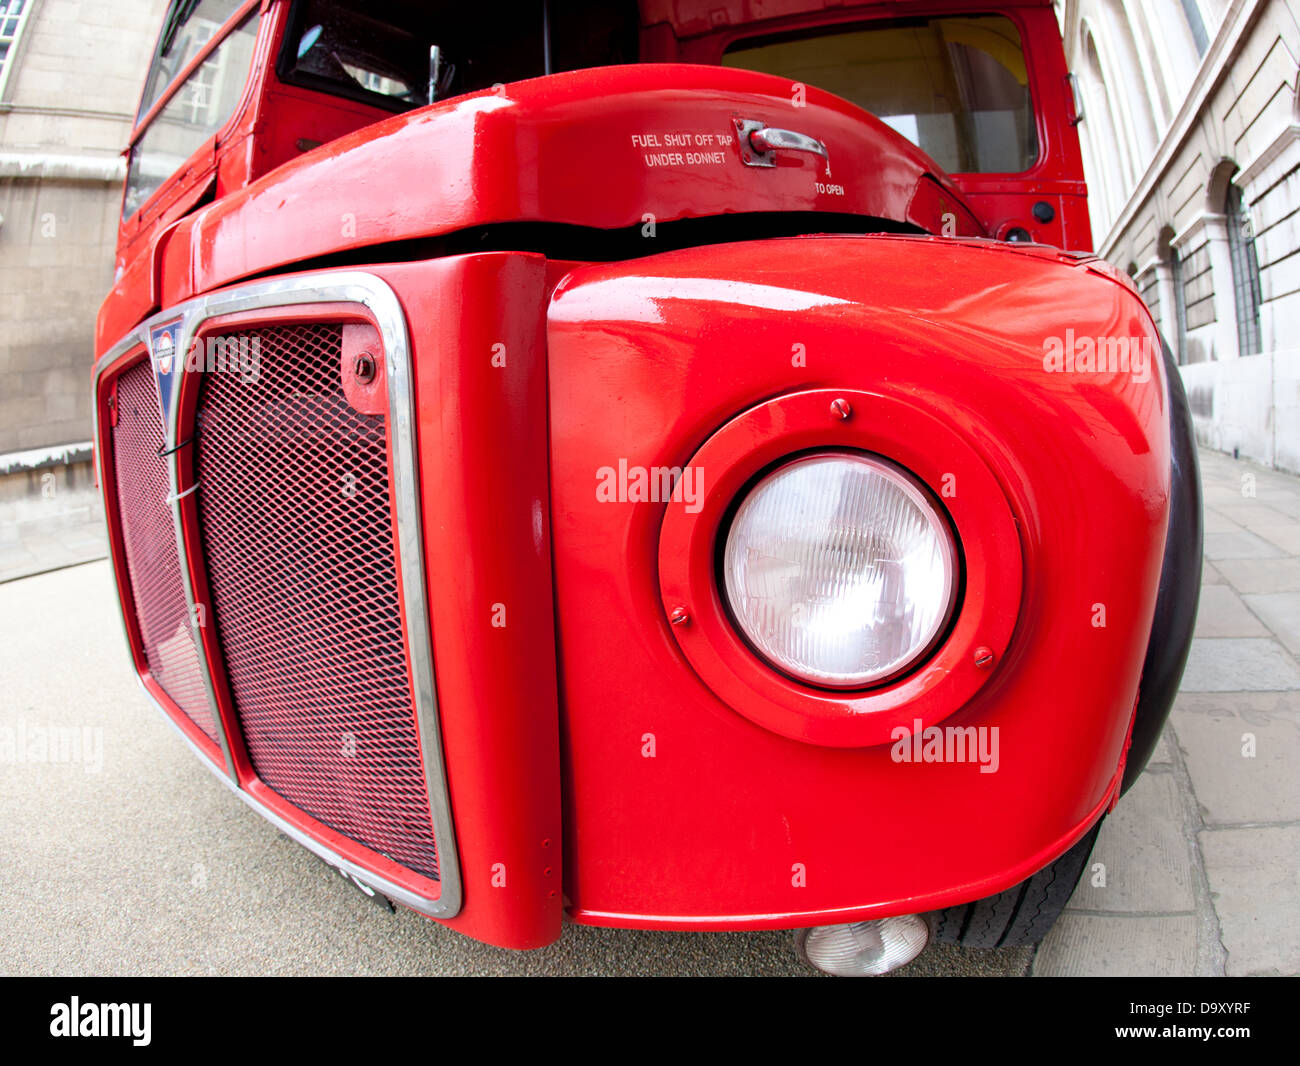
0 0 33 99
1080 29 1127 230
1181 0 1209 56
1170 244 1189 365
1226 184 1263 356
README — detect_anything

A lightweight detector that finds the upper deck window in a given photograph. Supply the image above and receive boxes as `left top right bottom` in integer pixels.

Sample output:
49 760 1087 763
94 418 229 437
123 10 260 218
723 16 1038 175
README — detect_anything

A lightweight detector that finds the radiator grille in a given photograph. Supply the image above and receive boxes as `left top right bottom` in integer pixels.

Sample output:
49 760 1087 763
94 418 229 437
111 360 221 746
194 324 439 882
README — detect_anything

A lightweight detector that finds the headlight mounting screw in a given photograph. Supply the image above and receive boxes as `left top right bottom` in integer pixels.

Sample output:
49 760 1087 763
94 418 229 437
974 646 995 669
830 397 853 421
669 606 690 627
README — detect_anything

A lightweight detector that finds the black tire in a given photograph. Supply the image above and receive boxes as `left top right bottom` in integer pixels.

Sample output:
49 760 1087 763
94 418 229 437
932 819 1102 947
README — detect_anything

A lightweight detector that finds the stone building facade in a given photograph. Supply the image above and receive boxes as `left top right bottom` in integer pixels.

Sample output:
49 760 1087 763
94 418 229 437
0 0 166 456
1062 0 1300 472
3 0 1295 471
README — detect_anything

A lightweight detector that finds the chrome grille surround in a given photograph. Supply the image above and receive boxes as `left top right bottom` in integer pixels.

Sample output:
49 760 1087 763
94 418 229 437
91 272 462 918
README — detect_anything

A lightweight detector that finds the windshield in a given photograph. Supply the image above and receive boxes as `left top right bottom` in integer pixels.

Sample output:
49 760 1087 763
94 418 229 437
722 15 1038 174
124 2 1039 223
137 0 248 121
277 0 638 110
124 10 260 218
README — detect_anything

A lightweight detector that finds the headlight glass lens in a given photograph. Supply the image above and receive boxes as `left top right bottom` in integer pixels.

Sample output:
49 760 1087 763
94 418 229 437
722 452 957 688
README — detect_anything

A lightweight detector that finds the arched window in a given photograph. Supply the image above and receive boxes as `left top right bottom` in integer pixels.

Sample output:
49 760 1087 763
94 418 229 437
1170 245 1189 363
1225 183 1263 356
1181 0 1210 55
1158 226 1189 364
1097 0 1161 158
1080 27 1128 232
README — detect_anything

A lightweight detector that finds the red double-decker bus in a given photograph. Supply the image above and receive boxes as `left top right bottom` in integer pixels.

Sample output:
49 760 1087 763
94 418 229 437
93 0 1200 974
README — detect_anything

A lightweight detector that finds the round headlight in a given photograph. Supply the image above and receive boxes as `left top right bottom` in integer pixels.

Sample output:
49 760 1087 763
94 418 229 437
722 452 958 689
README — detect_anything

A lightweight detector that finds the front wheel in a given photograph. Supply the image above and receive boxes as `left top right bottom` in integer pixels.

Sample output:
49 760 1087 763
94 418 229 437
932 820 1102 947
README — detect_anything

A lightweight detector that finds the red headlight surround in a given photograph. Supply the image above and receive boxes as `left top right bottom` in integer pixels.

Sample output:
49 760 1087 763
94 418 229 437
657 387 1024 748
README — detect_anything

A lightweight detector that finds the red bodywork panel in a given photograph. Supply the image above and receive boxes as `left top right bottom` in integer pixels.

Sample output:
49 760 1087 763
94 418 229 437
99 0 1087 351
92 0 1167 951
396 255 563 948
130 65 982 335
546 235 1167 926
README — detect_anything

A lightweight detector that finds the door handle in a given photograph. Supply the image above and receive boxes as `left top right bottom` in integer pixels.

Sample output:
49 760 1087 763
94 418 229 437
735 118 830 175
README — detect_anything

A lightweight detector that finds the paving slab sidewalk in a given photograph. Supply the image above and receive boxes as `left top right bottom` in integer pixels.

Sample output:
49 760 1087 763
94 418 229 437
1034 448 1300 977
0 495 107 585
5 447 1295 975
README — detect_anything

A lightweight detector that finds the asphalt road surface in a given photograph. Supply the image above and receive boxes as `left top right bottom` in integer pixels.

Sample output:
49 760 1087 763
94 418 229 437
1 561 1031 976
